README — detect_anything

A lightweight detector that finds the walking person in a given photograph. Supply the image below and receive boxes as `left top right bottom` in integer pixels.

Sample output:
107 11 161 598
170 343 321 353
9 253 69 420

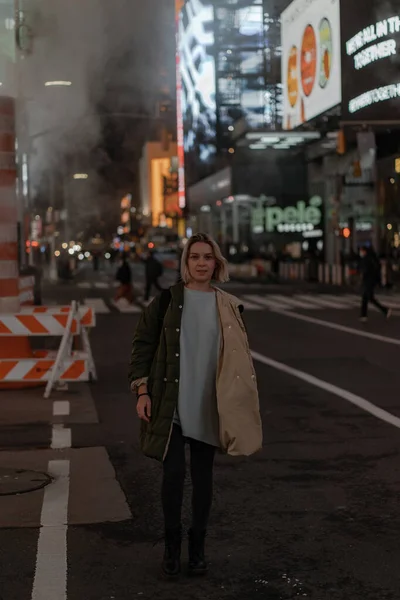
359 245 391 322
114 254 134 304
129 233 262 579
144 250 163 301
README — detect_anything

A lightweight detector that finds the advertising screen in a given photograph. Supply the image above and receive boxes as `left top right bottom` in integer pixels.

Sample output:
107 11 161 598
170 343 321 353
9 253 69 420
216 0 283 130
341 1 400 121
281 0 341 130
179 0 217 181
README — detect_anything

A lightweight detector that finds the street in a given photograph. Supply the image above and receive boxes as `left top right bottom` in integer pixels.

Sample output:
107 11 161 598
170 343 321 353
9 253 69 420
1 274 400 600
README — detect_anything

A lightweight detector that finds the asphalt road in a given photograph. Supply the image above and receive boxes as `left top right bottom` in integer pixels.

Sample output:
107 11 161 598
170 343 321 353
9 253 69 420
1 272 400 600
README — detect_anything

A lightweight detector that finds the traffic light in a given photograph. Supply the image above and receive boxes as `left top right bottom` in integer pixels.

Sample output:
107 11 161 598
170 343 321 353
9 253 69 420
342 227 351 239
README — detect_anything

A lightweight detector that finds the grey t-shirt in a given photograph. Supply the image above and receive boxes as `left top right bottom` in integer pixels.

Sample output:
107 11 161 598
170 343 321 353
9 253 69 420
174 288 220 447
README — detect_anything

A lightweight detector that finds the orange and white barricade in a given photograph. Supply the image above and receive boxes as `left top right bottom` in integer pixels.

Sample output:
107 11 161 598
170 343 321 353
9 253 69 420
0 301 97 398
19 276 35 306
19 304 95 328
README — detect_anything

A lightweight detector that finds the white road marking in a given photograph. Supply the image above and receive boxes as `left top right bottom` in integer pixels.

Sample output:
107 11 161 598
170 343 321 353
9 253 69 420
238 299 264 311
295 294 350 309
77 282 91 289
268 294 319 309
112 300 141 313
51 424 72 449
53 401 70 416
243 295 286 311
94 282 109 289
31 459 70 600
251 351 400 430
271 309 400 346
84 298 110 314
324 294 358 305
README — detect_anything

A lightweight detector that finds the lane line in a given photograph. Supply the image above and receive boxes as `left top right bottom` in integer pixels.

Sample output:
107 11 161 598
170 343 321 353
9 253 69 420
31 459 70 600
53 401 70 417
251 351 400 430
51 424 72 449
271 309 400 346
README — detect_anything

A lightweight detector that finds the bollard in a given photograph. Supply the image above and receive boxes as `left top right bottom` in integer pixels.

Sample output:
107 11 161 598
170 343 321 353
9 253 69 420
318 263 323 283
324 264 330 284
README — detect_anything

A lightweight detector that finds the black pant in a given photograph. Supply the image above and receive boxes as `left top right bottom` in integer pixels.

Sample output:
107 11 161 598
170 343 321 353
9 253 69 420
361 285 388 317
145 278 162 301
162 424 216 533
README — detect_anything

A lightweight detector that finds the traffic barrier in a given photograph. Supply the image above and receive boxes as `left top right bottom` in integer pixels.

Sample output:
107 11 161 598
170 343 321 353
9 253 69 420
20 304 95 328
19 276 35 306
0 301 97 398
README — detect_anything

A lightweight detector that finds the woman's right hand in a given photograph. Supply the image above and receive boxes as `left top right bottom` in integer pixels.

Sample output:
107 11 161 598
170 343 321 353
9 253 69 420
137 394 152 423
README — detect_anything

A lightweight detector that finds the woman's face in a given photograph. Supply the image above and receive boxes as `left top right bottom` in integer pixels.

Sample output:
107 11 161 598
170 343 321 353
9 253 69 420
187 242 216 283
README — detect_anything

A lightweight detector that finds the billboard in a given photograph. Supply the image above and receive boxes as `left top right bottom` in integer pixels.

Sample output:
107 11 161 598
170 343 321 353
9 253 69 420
341 1 400 122
178 0 217 180
281 0 341 130
216 1 283 131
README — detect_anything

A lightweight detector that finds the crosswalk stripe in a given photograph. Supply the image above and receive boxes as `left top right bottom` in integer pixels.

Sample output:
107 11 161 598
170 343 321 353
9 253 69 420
267 294 318 309
94 282 109 289
84 298 110 314
243 295 286 310
77 282 91 289
238 299 264 311
295 294 350 309
111 300 142 313
322 294 359 305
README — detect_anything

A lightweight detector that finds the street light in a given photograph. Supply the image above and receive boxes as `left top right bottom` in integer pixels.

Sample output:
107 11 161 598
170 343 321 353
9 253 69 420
73 173 88 180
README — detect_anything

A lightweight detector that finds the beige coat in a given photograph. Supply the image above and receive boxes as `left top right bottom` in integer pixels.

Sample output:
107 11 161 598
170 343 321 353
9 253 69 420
215 289 263 456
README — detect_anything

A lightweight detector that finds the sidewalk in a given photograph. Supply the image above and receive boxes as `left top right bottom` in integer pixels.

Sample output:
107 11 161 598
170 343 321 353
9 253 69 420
0 384 130 528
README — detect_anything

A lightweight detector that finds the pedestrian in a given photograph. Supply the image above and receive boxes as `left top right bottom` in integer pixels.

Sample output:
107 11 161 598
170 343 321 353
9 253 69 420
129 232 263 579
144 250 163 301
359 245 391 322
114 254 133 303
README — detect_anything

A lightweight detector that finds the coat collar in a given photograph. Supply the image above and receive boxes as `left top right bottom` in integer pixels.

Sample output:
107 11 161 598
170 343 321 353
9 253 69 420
169 283 243 312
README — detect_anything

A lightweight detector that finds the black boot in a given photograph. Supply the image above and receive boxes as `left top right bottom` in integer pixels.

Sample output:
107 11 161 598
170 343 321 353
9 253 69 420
188 529 208 576
162 528 181 579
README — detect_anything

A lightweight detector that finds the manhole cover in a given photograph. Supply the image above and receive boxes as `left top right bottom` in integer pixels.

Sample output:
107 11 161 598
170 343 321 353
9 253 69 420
0 468 52 496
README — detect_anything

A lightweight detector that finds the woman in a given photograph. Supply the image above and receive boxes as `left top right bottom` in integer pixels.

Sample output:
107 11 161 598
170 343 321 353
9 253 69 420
129 233 262 579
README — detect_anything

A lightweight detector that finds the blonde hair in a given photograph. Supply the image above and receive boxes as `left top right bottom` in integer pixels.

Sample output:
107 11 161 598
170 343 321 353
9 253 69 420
180 233 230 284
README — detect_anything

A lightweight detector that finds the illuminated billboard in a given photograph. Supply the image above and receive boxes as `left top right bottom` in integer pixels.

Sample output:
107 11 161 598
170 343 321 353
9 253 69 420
281 0 342 130
341 1 400 121
179 0 217 180
216 0 282 131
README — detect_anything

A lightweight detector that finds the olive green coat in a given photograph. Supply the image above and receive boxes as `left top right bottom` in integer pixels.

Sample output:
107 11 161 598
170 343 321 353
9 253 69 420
129 283 263 462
